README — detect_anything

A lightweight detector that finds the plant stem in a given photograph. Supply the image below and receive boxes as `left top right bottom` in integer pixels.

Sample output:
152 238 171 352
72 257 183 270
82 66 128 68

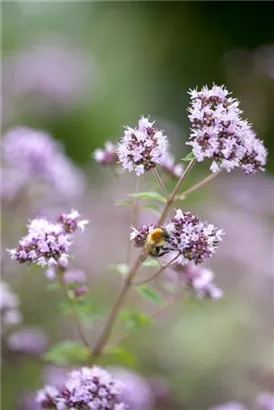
126 176 141 265
57 268 92 354
135 253 180 286
92 251 145 360
175 169 223 201
157 159 196 225
152 168 169 198
91 159 197 361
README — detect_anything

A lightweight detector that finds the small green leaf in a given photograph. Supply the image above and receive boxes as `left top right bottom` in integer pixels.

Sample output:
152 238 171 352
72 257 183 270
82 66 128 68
182 152 196 162
44 341 90 365
128 191 166 203
106 346 136 366
119 310 151 332
142 258 159 268
137 285 163 305
115 198 133 206
142 203 161 215
46 282 61 291
60 298 99 324
109 263 129 276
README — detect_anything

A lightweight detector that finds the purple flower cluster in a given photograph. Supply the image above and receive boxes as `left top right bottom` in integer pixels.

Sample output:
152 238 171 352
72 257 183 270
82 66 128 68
7 211 88 269
130 210 223 265
130 224 157 248
187 85 267 174
165 210 224 265
1 127 86 200
117 116 168 176
93 141 119 166
63 268 88 298
93 139 183 179
172 263 223 300
36 366 129 409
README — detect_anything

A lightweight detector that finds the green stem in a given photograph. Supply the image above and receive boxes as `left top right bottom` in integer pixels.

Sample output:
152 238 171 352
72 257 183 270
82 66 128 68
175 169 223 201
91 159 196 361
135 253 180 286
57 268 92 354
152 168 169 199
157 159 196 225
126 176 141 265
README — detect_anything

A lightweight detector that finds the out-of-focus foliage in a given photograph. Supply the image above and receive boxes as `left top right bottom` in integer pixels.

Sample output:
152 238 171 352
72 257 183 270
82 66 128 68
2 2 274 168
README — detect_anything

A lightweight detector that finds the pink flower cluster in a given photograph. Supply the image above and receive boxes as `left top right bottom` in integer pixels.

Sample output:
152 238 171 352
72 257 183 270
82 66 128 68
36 366 129 410
7 210 88 269
187 85 267 174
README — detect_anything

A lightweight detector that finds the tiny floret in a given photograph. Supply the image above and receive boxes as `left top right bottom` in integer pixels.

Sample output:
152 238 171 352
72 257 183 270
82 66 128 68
117 116 168 175
36 366 129 409
130 224 156 248
0 280 22 328
187 84 267 174
173 263 223 300
58 209 89 233
93 141 119 165
160 152 184 179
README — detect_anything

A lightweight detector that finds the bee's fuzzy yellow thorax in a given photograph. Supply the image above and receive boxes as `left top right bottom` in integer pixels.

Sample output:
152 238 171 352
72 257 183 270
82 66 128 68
148 228 166 246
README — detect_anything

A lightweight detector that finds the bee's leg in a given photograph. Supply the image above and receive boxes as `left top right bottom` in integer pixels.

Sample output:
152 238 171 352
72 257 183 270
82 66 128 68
156 249 170 257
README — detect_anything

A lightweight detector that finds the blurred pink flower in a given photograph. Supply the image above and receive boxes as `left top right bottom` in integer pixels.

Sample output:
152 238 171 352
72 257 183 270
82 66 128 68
110 367 155 410
256 392 274 410
7 327 48 355
3 39 96 122
93 141 119 166
2 127 87 200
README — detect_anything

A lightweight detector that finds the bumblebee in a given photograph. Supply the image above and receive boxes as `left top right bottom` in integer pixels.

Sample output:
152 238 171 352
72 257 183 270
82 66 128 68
144 227 170 258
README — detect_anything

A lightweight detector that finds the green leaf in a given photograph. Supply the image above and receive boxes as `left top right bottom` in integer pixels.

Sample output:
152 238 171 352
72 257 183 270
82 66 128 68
119 310 151 332
115 198 133 206
60 297 99 324
142 258 159 268
128 191 166 203
142 203 161 215
137 285 163 305
109 263 129 276
182 152 196 162
106 346 136 366
44 341 90 365
46 282 61 291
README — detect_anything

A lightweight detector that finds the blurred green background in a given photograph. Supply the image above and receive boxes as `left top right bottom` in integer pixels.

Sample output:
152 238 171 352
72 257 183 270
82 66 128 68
2 2 274 410
2 1 274 169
